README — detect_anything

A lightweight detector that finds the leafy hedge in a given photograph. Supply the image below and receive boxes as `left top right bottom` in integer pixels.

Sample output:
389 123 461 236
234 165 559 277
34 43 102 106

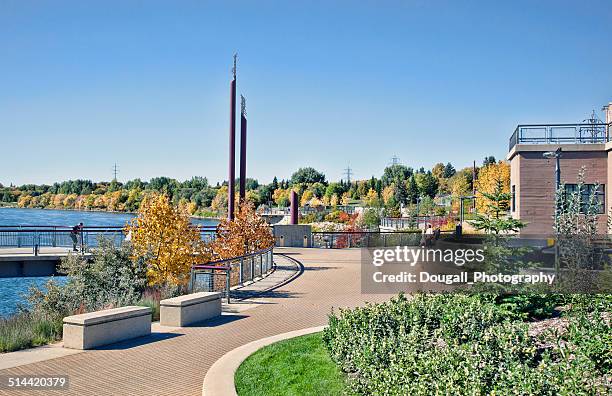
323 293 611 395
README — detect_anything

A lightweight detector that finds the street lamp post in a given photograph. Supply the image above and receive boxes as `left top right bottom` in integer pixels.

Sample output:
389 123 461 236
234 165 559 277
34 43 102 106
543 147 562 197
543 148 562 274
416 196 422 229
457 195 476 237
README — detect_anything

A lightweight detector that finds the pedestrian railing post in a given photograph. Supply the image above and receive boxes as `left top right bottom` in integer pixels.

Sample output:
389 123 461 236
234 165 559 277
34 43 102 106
258 254 262 276
226 268 231 304
250 257 254 282
33 231 38 256
239 257 243 284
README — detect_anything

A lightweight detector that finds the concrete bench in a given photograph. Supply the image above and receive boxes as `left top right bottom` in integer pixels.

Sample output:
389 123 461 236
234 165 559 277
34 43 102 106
160 292 222 327
63 306 151 350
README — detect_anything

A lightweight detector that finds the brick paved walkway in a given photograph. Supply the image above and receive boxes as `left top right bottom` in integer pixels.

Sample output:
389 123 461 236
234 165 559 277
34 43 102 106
0 248 390 396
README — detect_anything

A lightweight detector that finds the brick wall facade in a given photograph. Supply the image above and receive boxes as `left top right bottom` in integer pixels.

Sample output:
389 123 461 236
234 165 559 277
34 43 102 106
510 148 608 234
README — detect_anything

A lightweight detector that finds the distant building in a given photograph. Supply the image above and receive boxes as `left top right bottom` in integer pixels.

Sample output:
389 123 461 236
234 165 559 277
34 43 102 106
434 194 452 208
507 102 612 234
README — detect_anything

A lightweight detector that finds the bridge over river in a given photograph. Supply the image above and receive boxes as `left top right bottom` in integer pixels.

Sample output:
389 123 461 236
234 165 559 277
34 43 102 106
0 226 217 277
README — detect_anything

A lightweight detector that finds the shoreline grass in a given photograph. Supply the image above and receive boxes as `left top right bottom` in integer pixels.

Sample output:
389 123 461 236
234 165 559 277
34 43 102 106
0 312 62 353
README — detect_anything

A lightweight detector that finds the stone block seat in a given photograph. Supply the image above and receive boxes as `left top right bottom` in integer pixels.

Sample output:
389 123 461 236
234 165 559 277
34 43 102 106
160 292 222 327
63 306 152 350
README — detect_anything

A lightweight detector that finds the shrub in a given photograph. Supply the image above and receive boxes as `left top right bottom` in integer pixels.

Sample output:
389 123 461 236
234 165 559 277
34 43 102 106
324 293 611 395
28 237 147 319
325 210 352 223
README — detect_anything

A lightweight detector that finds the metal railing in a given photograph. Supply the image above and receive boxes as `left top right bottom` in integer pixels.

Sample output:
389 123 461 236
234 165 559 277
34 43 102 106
508 122 611 151
0 225 218 255
312 231 425 248
258 205 357 216
189 246 274 303
381 216 450 230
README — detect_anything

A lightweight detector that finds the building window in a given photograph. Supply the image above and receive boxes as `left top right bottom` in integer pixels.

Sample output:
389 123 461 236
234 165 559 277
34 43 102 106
563 184 605 214
511 185 516 212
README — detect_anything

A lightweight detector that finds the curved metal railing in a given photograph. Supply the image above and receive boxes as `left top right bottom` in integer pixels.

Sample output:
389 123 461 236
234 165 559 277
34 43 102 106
189 246 274 303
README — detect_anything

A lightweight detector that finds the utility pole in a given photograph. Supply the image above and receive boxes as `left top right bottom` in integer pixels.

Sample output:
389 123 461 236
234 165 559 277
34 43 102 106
472 160 476 211
112 163 119 181
390 156 400 166
343 166 353 185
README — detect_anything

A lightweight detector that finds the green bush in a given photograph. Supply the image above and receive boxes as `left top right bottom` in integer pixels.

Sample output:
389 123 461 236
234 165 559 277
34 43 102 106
28 237 147 318
324 293 611 395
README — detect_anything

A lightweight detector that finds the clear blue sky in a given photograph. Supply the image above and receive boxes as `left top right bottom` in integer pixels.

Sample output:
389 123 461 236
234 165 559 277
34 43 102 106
2 0 611 186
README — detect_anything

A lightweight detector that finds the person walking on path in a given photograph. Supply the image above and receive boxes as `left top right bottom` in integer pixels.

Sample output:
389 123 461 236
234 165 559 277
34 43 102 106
421 224 434 247
70 222 83 251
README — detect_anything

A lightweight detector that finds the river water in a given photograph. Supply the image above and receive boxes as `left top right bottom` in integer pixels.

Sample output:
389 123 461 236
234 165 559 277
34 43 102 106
0 207 219 227
0 207 219 317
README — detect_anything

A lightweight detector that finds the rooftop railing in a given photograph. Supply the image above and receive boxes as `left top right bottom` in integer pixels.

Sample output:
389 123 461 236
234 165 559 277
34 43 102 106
508 122 611 152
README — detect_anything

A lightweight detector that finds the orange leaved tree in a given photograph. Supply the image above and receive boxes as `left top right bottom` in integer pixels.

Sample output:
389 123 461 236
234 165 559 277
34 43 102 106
126 194 210 287
212 201 274 260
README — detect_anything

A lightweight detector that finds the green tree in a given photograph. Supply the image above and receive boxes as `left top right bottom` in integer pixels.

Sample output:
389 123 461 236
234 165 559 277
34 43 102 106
406 176 419 204
415 172 438 198
469 179 523 234
443 162 456 178
393 178 408 205
324 183 345 199
381 164 412 187
290 167 326 185
483 156 497 166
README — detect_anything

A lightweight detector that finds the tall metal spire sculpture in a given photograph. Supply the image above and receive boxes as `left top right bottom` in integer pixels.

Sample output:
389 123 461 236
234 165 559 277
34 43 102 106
228 54 237 220
239 95 247 201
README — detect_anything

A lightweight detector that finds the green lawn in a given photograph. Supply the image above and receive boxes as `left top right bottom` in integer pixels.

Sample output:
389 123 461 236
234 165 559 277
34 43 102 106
235 332 347 396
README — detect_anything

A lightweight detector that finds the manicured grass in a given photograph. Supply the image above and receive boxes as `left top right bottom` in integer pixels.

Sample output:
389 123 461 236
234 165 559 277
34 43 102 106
235 332 348 396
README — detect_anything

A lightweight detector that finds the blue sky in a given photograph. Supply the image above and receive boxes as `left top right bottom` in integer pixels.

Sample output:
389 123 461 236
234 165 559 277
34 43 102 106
1 0 611 186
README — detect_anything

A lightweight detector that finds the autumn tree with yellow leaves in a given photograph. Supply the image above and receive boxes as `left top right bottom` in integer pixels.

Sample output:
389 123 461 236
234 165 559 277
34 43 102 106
126 194 210 287
475 161 510 214
212 201 274 260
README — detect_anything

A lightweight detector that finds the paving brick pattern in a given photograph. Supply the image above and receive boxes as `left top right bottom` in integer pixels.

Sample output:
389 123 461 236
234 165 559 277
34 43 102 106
0 248 389 396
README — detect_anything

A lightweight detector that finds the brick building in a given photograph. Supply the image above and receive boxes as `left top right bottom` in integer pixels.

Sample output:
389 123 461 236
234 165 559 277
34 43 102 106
507 103 612 234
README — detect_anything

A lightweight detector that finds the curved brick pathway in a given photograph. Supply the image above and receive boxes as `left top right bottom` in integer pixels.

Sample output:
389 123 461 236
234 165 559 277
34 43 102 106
0 248 389 396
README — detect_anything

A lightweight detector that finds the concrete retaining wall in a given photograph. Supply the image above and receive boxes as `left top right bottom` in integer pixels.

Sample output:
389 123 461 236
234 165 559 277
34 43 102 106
273 225 312 247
